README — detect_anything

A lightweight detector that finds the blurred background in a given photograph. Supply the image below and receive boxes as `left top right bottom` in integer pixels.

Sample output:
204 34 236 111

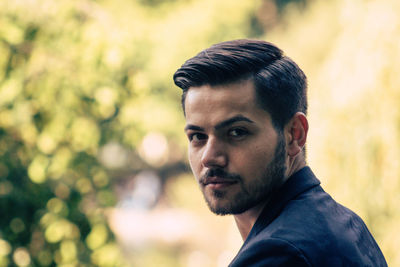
0 0 399 266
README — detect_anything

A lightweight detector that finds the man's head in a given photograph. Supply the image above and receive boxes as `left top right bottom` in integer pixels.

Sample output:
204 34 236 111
173 39 308 215
173 39 308 130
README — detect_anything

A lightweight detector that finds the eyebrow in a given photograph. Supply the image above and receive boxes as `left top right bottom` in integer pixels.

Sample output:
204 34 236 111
184 115 254 132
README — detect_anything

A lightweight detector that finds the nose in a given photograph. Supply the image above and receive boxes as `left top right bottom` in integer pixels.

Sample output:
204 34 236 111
201 137 227 168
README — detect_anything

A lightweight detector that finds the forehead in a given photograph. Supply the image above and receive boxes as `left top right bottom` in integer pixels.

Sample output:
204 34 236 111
186 79 254 111
184 79 271 127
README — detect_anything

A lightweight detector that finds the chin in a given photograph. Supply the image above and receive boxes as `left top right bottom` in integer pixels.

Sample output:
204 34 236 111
208 203 236 216
208 203 251 216
205 196 254 216
204 194 233 215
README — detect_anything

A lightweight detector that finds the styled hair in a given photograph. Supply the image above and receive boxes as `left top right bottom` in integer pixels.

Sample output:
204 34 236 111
173 39 308 130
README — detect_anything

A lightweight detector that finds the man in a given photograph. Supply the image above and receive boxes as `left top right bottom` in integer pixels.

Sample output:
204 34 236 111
173 39 387 266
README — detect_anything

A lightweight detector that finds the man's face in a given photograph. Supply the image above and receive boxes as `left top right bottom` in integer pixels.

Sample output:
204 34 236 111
184 79 287 215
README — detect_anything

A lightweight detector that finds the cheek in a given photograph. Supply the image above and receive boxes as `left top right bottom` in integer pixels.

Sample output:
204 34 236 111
188 148 201 175
237 145 275 172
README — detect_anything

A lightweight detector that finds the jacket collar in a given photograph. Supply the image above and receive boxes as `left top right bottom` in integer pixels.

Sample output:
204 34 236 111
245 166 321 241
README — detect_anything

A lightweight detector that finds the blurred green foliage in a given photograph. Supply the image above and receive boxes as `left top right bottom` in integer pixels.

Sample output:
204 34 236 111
0 0 267 265
1 0 399 266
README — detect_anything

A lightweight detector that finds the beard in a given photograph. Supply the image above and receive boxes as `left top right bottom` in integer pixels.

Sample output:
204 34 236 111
200 133 287 215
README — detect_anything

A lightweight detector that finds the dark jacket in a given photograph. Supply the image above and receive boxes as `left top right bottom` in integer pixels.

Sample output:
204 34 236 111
229 167 387 267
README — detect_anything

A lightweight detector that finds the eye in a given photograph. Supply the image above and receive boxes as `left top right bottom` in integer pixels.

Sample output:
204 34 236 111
188 133 207 143
228 128 249 139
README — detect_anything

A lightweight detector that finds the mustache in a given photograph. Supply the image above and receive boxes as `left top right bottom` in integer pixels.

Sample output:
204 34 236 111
200 168 242 183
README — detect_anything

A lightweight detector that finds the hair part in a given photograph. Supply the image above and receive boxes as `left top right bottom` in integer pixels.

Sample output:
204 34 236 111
173 39 308 130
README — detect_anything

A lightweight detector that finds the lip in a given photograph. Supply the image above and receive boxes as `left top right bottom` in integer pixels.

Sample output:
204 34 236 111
203 176 238 189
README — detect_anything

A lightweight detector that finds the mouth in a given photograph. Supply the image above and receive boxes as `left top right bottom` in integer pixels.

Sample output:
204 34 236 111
202 176 238 190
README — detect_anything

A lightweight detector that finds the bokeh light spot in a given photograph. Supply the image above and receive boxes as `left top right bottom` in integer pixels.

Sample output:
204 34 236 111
75 178 93 194
138 132 168 166
91 243 122 267
69 117 100 153
0 181 13 196
54 183 71 199
27 155 49 184
10 218 25 234
86 224 108 250
97 190 115 206
37 133 57 154
92 169 109 188
0 239 11 256
60 240 77 263
98 142 128 169
45 220 66 243
13 247 31 267
47 198 68 215
37 250 52 266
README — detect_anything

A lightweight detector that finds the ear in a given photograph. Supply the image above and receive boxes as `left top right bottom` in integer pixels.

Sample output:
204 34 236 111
284 112 308 158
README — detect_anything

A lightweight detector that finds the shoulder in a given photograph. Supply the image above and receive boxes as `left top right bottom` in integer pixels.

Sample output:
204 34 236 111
230 186 387 266
262 187 387 266
229 237 311 267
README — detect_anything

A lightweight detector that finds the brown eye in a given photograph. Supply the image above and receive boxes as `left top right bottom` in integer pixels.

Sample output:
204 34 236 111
189 133 207 142
228 128 248 138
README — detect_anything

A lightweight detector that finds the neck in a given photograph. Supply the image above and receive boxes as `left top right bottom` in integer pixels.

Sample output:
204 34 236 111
286 153 306 178
233 200 268 241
